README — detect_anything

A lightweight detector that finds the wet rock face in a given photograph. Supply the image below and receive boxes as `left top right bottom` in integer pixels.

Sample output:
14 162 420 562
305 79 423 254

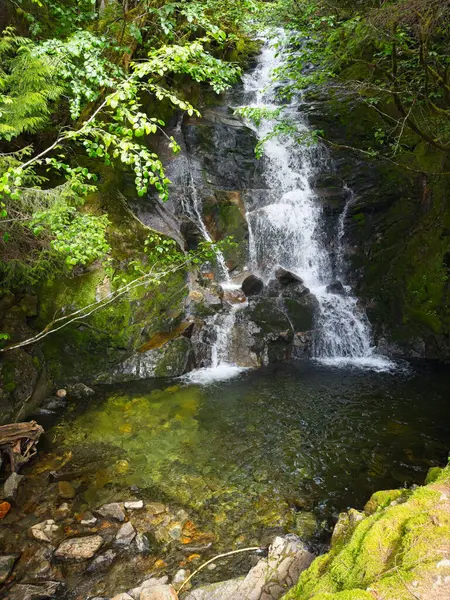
242 275 264 297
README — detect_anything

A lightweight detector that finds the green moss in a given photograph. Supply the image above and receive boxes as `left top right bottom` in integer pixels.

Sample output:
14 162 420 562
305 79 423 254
282 466 450 600
363 488 409 515
425 466 443 484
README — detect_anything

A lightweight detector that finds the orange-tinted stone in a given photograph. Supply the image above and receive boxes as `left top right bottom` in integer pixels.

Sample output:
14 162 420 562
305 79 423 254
0 502 11 519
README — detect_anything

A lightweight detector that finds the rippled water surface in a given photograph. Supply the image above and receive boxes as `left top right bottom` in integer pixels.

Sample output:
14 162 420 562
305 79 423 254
34 360 450 551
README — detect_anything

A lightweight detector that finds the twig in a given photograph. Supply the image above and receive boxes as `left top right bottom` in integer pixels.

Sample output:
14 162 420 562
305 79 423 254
177 546 261 595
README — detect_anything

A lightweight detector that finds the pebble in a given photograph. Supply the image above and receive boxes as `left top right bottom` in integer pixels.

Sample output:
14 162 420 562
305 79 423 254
0 501 11 519
29 520 59 543
58 481 76 499
125 500 144 510
3 473 24 499
56 389 67 398
115 521 136 546
97 502 126 522
54 535 103 560
172 569 188 589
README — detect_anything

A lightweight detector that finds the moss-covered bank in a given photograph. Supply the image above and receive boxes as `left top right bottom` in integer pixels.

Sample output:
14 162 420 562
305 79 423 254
283 465 450 600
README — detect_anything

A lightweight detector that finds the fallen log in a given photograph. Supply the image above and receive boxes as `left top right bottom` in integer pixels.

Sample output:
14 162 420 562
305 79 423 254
0 421 44 473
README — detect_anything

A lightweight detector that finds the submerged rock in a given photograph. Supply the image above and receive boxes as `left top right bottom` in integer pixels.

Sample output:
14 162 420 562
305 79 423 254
29 520 59 544
3 473 24 499
5 581 64 600
54 535 103 561
115 522 136 546
97 502 126 522
58 481 75 499
86 549 117 574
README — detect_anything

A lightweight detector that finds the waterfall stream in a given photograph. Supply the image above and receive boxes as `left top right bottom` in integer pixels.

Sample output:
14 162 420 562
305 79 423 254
186 34 393 381
239 36 393 370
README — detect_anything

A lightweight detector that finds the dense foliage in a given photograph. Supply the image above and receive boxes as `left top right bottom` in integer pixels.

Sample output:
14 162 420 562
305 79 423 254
0 0 256 293
262 0 450 165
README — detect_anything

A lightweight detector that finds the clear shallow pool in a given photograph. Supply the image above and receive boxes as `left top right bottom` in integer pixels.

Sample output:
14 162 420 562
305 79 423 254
34 359 450 553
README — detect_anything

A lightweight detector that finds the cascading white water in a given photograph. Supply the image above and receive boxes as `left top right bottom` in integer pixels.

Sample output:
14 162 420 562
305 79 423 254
239 35 393 370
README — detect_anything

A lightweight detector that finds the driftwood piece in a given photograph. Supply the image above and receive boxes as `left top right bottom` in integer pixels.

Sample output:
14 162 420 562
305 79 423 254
0 421 44 473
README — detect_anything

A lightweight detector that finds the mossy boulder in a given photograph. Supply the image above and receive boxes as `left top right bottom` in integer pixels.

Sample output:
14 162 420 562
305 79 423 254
283 466 450 600
37 266 188 383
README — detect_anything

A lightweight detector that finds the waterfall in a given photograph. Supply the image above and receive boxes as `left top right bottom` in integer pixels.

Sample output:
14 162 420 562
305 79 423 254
239 36 393 370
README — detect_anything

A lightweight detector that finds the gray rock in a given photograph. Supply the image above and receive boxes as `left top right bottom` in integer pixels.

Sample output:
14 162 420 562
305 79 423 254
124 500 144 510
29 520 59 543
54 535 103 560
86 549 117 573
3 473 24 499
139 585 178 600
115 521 136 546
0 554 18 584
97 502 126 522
81 512 97 526
185 535 314 600
5 581 64 600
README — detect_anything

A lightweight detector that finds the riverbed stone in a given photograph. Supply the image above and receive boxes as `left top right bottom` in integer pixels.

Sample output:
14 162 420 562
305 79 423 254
139 585 178 600
3 473 24 499
125 500 144 510
115 521 136 546
147 502 166 515
97 502 126 522
86 549 117 573
111 594 134 600
0 554 18 584
29 520 59 543
81 512 97 526
57 481 75 499
5 581 64 600
54 535 103 560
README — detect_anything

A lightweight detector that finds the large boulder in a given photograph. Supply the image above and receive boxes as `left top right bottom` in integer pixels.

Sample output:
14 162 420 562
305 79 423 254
242 274 264 297
185 535 314 600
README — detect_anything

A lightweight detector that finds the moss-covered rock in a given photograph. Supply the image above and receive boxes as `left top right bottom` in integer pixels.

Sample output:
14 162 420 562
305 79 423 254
283 466 450 600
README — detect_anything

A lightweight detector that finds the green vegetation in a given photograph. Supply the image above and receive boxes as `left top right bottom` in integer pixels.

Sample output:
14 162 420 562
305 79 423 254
283 465 450 600
0 0 256 297
262 0 450 167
